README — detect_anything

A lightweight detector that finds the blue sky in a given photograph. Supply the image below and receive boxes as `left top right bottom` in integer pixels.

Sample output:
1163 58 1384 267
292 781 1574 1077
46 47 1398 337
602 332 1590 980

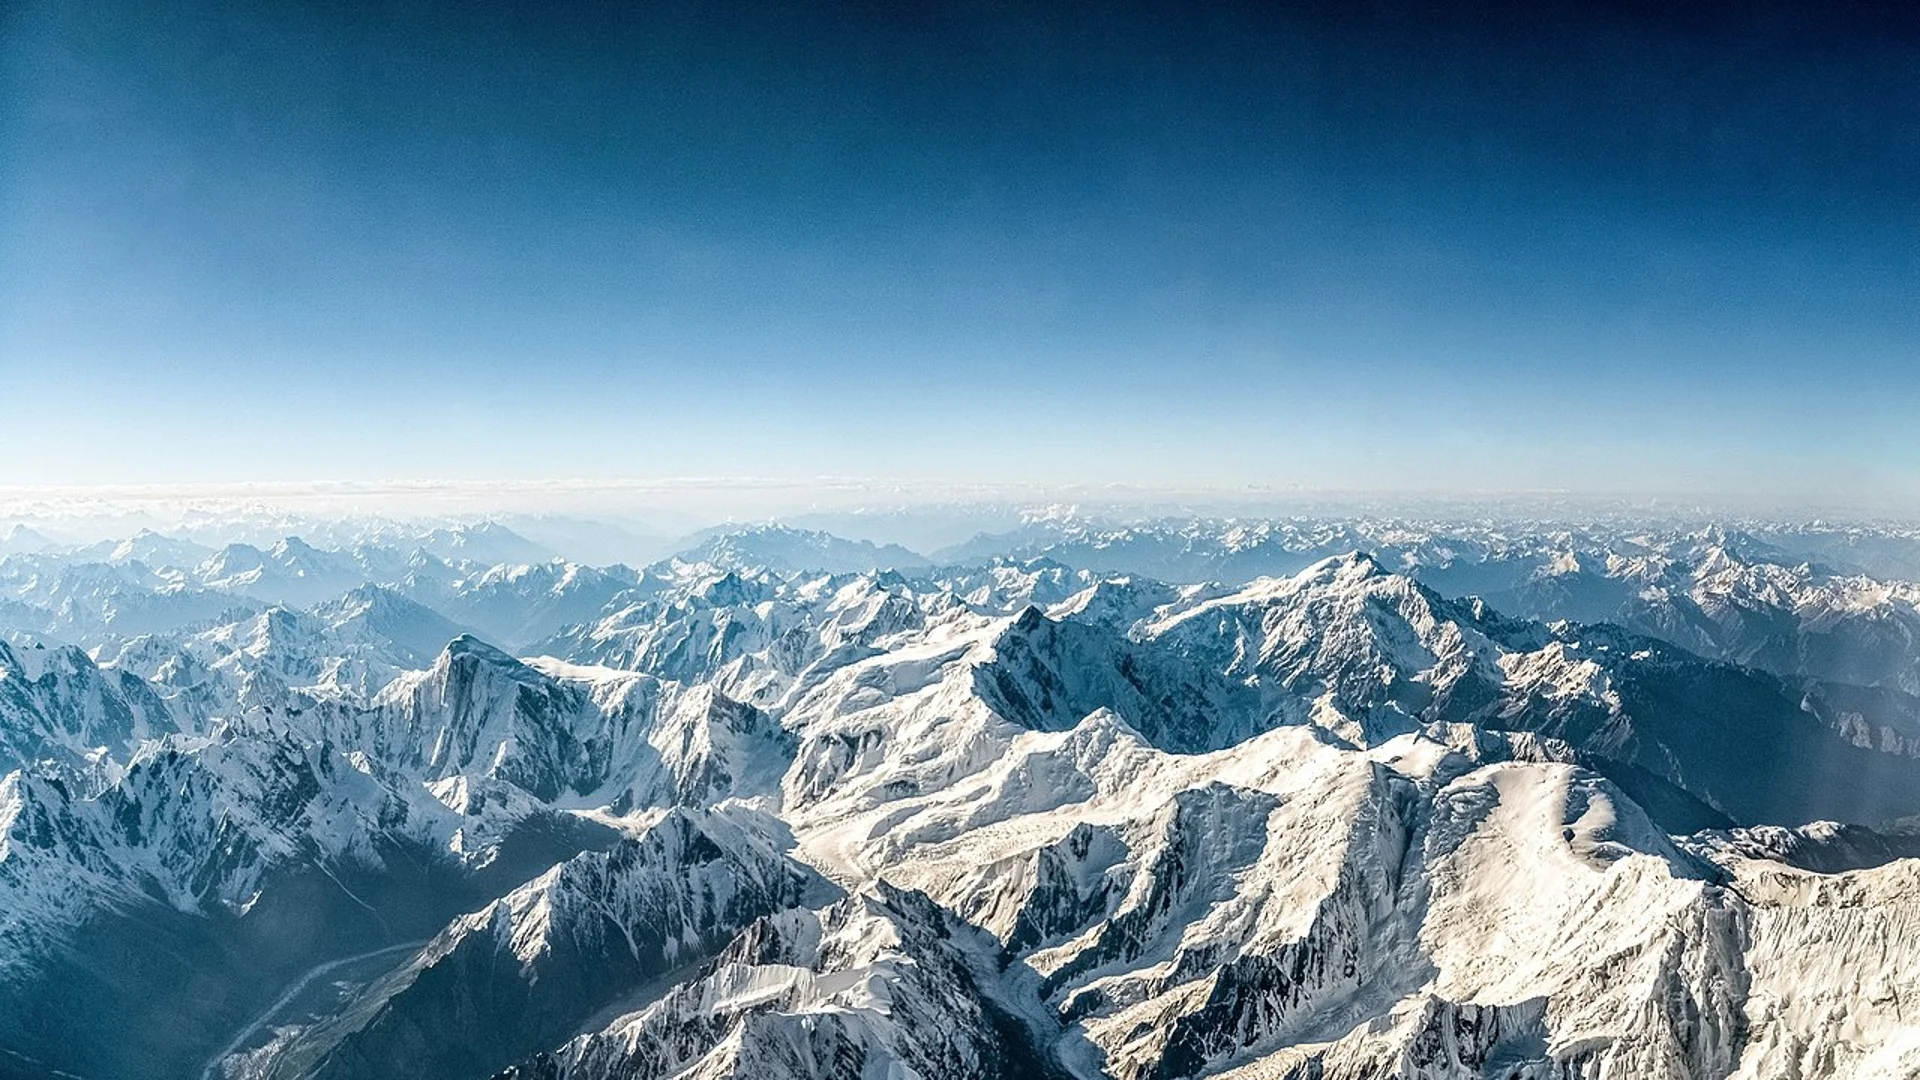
2 1 1915 503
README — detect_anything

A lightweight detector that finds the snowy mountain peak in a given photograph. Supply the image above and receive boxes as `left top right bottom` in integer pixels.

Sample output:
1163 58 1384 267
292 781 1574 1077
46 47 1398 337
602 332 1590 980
440 632 520 667
6 518 1920 1080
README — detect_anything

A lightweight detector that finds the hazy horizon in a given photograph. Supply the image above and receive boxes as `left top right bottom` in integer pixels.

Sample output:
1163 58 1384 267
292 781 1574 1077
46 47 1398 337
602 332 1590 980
6 476 1920 560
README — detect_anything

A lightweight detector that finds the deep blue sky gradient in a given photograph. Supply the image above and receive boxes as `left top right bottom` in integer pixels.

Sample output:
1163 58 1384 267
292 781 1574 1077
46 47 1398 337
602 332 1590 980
3 1 1916 499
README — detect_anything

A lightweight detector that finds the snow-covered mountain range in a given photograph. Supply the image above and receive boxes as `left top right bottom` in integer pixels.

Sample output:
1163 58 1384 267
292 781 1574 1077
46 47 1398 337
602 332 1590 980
3 514 1919 1080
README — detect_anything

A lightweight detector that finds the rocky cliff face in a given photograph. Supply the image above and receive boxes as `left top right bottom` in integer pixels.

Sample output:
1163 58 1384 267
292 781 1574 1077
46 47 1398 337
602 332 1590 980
246 809 817 1080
